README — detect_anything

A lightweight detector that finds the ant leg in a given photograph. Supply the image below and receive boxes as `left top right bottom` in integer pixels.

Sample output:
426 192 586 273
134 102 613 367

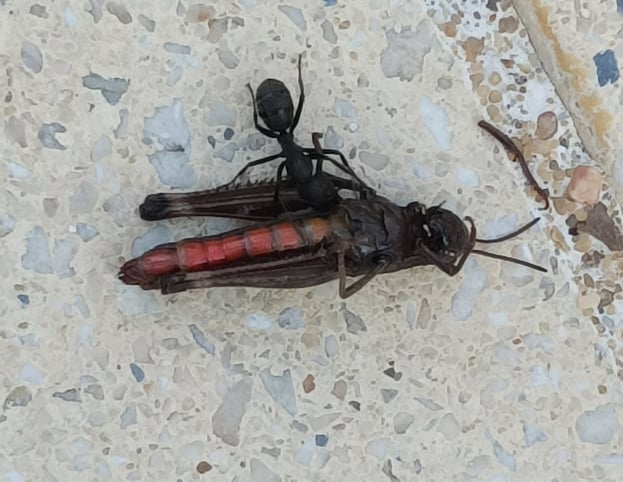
273 161 287 210
246 83 278 139
311 132 324 173
319 148 371 188
290 54 305 133
228 153 283 185
323 172 370 192
308 152 375 199
306 135 373 198
302 147 370 189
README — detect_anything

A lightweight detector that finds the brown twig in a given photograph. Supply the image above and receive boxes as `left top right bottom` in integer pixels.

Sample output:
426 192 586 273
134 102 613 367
478 120 550 210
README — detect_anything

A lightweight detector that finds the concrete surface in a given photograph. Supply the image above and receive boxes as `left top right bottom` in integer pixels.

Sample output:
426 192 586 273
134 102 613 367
2 1 622 480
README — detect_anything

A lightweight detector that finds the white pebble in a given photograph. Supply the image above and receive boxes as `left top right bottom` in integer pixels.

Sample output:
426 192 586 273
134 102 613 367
324 335 338 357
64 4 78 27
394 412 415 434
70 181 99 215
465 455 490 478
246 313 272 330
530 365 559 388
5 160 32 179
380 21 432 81
277 307 305 329
493 343 520 367
2 471 24 482
501 244 538 287
576 405 619 444
522 421 548 447
131 225 172 257
218 47 240 69
278 5 306 31
79 325 94 346
250 459 280 482
335 99 357 119
437 413 460 440
480 213 519 239
20 363 45 385
485 430 516 471
593 454 623 464
359 151 389 170
148 151 196 189
455 166 480 188
117 289 161 316
323 126 343 149
120 404 137 429
365 438 389 460
410 159 433 180
215 142 238 162
144 100 196 188
90 135 112 162
450 258 487 321
419 95 451 150
294 439 314 466
212 379 252 446
21 226 53 274
0 214 16 238
260 368 297 416
75 223 99 242
53 237 79 278
205 101 237 126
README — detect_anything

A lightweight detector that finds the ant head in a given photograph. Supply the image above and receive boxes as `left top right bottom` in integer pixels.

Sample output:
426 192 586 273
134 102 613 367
256 79 294 133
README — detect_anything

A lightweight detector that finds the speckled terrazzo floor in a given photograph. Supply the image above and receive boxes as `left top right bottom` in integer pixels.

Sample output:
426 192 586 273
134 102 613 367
3 1 623 481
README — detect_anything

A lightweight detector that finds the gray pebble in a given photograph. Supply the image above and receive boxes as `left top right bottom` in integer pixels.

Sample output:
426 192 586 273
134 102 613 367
278 5 306 31
82 73 129 105
38 122 67 150
21 41 43 73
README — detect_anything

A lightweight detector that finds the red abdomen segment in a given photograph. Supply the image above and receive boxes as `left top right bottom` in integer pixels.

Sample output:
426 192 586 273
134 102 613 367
119 218 332 287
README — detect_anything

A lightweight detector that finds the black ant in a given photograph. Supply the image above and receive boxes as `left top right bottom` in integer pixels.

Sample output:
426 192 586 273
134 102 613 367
228 54 373 211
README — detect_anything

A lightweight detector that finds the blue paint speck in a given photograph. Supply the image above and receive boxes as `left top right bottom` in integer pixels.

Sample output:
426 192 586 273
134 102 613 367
130 363 145 382
593 50 620 86
17 294 30 306
224 128 234 140
315 434 328 447
618 0 623 14
324 0 337 6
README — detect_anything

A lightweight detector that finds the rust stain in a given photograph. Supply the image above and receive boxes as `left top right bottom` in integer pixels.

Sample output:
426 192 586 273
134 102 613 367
533 2 587 90
533 0 612 147
591 108 613 146
576 94 614 145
